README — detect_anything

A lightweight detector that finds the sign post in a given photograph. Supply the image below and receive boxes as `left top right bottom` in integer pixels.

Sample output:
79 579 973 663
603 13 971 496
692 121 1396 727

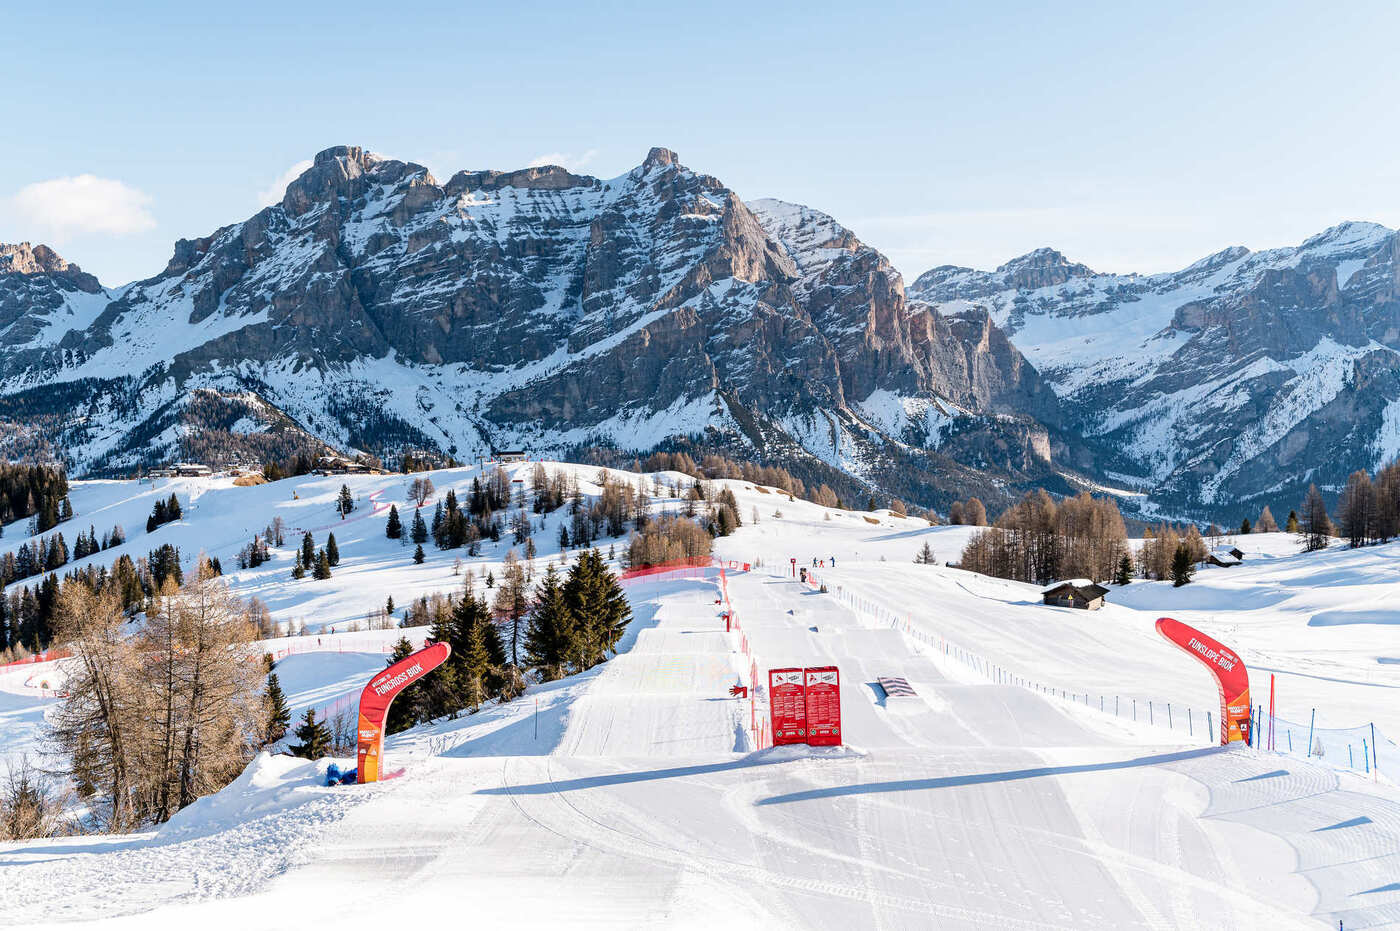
356 642 452 783
768 668 807 745
804 666 842 746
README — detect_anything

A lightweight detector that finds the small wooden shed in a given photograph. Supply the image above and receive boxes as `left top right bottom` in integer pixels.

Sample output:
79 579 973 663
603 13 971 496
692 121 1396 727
1207 547 1244 567
1041 580 1109 611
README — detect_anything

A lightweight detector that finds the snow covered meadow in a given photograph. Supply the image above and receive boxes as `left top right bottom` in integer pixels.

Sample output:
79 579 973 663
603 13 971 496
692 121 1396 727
0 462 1397 929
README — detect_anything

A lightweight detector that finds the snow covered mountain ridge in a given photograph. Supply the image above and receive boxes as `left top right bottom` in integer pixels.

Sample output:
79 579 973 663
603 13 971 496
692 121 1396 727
0 146 1080 511
910 220 1400 514
3 143 1393 516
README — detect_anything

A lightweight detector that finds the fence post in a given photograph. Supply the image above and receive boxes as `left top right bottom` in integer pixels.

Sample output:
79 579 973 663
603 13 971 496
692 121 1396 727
1149 701 1154 726
1364 739 1370 774
1168 703 1172 730
1133 699 1137 722
1306 709 1316 758
1208 711 1214 742
1188 709 1193 737
1373 723 1379 779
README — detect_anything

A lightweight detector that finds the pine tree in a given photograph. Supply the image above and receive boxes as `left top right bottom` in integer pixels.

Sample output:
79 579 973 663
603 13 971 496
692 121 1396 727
462 618 491 712
564 548 632 669
338 484 354 516
558 524 570 550
525 564 571 680
384 637 419 734
1114 553 1133 586
300 532 315 570
385 505 403 539
166 494 182 520
413 544 425 564
313 550 332 580
263 672 291 745
493 550 529 666
325 533 340 567
914 541 936 564
289 708 331 759
411 509 428 544
1239 517 1251 534
1170 544 1194 587
1285 509 1299 534
385 595 395 615
291 559 305 580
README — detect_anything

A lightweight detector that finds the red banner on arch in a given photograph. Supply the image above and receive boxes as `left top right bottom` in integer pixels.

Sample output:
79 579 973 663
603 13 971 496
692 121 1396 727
356 641 451 783
1155 617 1251 745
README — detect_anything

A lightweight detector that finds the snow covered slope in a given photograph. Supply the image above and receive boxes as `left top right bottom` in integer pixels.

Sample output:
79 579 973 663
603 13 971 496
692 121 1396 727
2 467 1398 928
910 224 1400 513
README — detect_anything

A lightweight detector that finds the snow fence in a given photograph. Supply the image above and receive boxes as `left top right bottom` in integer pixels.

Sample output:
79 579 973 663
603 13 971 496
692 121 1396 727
806 569 1394 783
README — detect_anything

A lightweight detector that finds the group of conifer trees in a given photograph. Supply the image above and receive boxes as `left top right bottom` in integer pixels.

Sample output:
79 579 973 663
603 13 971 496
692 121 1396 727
381 548 630 735
0 540 187 659
290 531 337 580
0 464 71 533
144 494 182 532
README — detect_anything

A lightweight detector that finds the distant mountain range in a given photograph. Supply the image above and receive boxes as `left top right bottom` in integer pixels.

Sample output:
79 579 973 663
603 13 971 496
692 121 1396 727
910 222 1400 513
1 145 1395 517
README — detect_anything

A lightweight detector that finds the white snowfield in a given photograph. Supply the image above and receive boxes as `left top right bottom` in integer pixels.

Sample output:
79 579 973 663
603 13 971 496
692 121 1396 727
0 466 1398 929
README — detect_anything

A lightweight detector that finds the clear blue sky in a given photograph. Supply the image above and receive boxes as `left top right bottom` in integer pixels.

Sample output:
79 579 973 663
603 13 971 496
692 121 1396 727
3 1 1398 285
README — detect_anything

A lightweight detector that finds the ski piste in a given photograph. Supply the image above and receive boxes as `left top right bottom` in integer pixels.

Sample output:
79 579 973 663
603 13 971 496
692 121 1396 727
0 462 1395 929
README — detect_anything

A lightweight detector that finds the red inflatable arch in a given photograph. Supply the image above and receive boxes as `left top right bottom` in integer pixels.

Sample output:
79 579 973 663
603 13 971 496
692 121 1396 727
356 642 451 783
1155 617 1251 745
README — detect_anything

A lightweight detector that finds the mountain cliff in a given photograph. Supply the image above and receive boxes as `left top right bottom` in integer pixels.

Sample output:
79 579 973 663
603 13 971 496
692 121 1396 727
910 222 1400 513
0 147 1079 509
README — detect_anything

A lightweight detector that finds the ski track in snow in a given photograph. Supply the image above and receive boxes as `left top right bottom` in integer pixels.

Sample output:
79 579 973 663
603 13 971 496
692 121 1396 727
0 467 1397 928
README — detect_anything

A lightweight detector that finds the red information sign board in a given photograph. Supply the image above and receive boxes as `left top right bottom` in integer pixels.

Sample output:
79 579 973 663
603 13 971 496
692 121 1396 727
768 667 807 745
804 666 841 746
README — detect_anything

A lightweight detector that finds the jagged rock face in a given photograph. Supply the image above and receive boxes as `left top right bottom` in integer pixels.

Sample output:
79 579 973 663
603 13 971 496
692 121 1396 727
0 243 108 355
910 221 1400 512
0 148 1071 507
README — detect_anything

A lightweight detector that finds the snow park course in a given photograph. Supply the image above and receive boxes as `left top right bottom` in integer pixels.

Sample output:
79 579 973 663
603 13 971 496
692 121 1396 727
0 464 1397 928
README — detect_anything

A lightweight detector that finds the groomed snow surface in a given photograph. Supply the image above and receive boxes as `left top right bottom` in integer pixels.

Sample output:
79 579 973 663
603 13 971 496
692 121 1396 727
1 466 1398 929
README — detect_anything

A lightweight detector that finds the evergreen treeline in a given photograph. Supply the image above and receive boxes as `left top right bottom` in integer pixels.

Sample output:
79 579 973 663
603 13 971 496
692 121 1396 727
0 544 182 658
0 521 126 609
384 549 631 734
0 464 71 533
145 494 182 532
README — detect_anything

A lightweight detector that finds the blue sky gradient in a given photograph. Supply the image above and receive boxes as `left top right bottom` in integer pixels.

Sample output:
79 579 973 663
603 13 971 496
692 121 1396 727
3 1 1397 285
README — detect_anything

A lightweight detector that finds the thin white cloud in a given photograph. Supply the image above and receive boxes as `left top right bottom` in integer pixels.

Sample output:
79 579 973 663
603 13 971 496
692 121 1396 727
256 159 314 207
10 174 156 239
527 149 599 172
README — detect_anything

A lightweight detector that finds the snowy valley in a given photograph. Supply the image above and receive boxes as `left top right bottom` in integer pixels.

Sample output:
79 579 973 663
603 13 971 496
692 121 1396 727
0 463 1396 929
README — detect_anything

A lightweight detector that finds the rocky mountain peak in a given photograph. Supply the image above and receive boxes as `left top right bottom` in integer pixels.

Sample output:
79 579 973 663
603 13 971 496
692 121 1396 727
282 145 422 217
643 146 680 171
0 242 102 292
995 247 1095 289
